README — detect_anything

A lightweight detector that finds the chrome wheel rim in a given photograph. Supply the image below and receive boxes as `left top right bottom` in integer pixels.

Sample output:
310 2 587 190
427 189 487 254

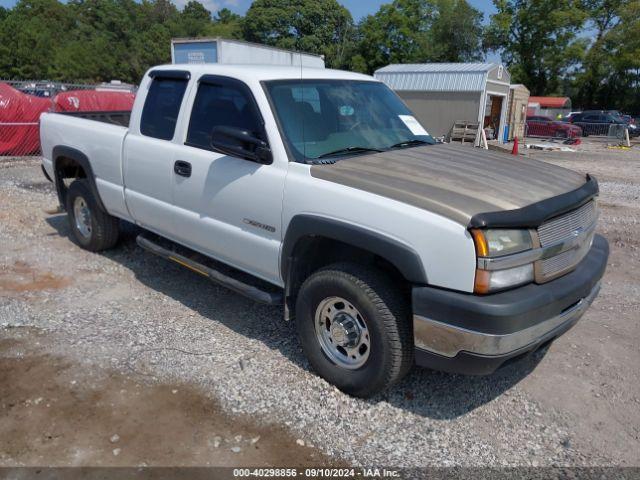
73 196 92 239
314 296 370 369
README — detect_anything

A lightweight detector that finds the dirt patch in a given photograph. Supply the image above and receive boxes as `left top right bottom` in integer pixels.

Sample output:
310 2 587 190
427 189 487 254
15 179 55 194
0 329 335 467
0 261 71 294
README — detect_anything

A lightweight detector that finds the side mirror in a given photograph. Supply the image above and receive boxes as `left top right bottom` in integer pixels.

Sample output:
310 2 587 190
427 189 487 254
210 126 272 165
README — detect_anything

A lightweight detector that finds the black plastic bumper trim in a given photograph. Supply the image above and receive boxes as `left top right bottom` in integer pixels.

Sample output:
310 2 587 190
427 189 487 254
412 234 609 336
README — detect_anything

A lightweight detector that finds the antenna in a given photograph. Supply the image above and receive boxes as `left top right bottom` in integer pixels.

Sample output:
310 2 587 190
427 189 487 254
300 50 306 160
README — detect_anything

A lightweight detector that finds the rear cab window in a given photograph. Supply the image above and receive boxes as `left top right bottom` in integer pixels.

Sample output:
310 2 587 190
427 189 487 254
140 72 190 140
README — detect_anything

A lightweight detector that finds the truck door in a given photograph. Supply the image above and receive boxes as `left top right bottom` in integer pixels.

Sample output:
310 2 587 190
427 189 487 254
170 75 286 286
123 71 190 236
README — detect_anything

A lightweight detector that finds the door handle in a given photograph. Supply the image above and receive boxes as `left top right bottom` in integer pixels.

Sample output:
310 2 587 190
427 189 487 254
174 160 192 178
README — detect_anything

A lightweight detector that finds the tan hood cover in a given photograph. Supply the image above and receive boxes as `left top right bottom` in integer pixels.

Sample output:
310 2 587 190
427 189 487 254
310 143 587 226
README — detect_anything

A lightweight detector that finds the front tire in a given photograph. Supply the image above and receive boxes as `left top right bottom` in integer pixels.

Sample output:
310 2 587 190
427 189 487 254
295 262 413 397
66 179 120 251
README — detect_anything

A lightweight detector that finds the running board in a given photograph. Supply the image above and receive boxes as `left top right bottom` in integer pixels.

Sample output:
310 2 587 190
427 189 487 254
136 234 283 305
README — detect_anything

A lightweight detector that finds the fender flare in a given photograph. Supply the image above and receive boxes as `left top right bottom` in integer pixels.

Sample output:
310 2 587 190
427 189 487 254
52 145 107 212
281 214 428 285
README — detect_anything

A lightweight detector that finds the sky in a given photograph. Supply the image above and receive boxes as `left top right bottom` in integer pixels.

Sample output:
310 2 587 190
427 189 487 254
0 0 498 21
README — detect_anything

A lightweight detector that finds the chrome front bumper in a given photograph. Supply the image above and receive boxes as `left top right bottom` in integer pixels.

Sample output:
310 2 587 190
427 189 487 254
414 281 600 358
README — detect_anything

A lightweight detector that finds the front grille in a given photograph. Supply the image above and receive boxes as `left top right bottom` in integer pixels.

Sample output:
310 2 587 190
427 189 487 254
539 239 590 277
538 201 597 247
535 200 597 281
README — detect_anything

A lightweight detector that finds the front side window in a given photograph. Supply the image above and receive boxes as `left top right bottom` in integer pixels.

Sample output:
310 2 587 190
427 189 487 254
186 77 263 151
265 80 435 162
140 77 188 140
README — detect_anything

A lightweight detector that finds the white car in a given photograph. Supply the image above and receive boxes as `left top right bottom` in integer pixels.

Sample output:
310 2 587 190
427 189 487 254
40 64 608 397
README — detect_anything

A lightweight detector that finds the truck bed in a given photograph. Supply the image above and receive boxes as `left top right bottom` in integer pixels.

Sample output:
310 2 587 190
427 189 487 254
40 111 132 221
58 110 131 127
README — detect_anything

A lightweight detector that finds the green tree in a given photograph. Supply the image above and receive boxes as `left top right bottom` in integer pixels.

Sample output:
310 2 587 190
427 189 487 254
430 0 484 62
356 0 484 74
485 0 587 95
357 0 434 73
610 1 640 112
50 0 141 82
209 7 243 39
215 7 240 24
0 0 72 79
179 0 212 37
243 0 356 68
132 0 183 75
572 0 638 110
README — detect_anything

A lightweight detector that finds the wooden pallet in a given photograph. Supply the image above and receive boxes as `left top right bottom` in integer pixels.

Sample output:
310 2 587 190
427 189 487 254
449 121 480 144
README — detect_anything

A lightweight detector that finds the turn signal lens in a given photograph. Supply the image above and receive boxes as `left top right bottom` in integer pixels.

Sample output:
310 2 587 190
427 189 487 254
471 229 489 256
474 269 492 294
474 264 534 294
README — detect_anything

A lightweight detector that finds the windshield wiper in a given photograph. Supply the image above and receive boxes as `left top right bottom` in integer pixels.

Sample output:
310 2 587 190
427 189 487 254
317 146 384 159
389 139 432 149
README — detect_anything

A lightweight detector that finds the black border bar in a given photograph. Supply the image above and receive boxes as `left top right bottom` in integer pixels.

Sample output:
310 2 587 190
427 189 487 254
469 174 599 229
148 69 191 80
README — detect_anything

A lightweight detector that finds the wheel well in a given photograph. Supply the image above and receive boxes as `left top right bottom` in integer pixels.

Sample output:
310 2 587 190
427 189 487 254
54 156 88 206
285 236 409 319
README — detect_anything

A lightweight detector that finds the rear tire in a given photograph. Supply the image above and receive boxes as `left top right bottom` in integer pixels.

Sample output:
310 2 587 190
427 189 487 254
66 179 120 251
295 262 413 397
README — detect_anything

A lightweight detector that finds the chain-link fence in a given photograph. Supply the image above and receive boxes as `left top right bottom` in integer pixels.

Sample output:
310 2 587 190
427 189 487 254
524 119 631 144
0 80 135 157
571 122 630 139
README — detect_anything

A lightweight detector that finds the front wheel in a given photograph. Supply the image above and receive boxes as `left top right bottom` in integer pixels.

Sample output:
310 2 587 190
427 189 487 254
295 262 413 397
66 179 120 251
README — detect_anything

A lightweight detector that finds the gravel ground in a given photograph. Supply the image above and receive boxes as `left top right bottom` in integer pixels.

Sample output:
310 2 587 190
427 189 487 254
1 148 639 468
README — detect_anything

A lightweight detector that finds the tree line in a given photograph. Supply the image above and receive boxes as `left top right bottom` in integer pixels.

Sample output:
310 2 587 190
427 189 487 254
0 0 638 112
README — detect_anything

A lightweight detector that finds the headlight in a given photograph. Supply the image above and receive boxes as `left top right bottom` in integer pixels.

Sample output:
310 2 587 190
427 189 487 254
471 229 533 257
471 229 534 293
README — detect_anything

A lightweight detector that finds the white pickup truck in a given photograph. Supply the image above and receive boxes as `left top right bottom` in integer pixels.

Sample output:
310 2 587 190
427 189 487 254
40 64 608 397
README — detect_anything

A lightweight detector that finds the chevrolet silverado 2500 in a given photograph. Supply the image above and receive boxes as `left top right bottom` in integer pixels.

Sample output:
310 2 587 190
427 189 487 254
40 65 608 397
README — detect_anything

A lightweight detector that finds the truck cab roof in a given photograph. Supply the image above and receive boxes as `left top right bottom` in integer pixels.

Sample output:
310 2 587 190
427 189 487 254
147 63 377 84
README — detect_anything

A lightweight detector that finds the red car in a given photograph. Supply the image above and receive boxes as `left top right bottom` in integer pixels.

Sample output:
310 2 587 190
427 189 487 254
526 115 583 138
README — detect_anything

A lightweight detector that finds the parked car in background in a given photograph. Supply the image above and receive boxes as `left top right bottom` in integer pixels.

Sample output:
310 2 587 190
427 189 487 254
610 112 638 136
561 111 582 122
526 115 582 138
625 122 639 137
602 111 638 136
570 111 633 136
18 82 58 98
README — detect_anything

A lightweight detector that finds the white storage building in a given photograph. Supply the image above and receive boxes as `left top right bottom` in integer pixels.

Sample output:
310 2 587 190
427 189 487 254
375 63 512 143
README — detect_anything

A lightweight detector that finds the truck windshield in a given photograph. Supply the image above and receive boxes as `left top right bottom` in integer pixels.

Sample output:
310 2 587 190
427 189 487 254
265 80 435 162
